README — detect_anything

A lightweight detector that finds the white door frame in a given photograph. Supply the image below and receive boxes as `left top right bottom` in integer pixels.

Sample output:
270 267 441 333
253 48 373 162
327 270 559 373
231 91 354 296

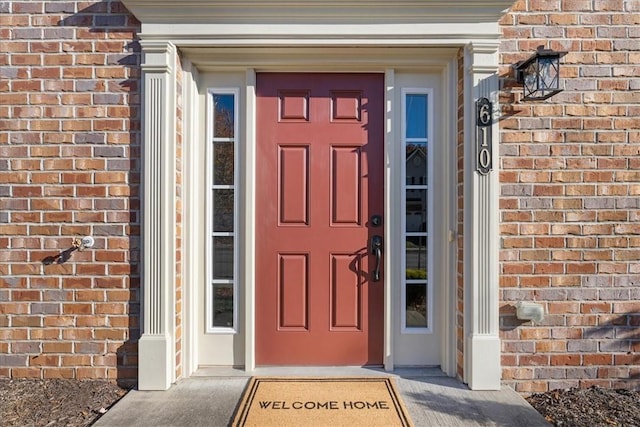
178 46 460 373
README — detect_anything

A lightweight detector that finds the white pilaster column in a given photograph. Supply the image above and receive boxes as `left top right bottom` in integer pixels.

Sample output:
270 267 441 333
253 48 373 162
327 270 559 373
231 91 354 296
383 68 395 372
244 69 257 372
182 59 199 378
463 42 501 390
138 40 177 391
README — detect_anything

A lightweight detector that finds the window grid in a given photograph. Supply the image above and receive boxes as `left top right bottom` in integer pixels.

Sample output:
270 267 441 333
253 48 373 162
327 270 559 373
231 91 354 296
401 89 433 334
207 89 239 334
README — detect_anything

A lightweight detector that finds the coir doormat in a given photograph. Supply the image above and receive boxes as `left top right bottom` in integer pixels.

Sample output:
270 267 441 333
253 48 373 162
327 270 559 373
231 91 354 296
231 377 414 427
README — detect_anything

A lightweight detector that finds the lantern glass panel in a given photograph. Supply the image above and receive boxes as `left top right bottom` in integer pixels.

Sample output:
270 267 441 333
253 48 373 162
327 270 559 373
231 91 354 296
539 56 560 92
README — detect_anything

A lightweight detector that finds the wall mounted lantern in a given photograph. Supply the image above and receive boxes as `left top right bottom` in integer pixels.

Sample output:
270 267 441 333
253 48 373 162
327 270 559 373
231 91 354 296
515 46 567 101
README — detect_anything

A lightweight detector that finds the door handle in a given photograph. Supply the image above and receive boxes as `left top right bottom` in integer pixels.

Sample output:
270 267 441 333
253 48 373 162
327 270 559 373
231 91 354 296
370 235 383 282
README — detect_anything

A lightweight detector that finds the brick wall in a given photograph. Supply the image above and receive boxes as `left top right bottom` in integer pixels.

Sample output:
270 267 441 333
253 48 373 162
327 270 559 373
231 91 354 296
499 0 640 392
3 0 639 391
0 0 140 382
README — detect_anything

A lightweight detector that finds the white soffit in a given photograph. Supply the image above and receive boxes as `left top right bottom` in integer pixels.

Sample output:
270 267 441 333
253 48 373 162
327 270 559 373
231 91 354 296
179 46 458 71
121 1 515 42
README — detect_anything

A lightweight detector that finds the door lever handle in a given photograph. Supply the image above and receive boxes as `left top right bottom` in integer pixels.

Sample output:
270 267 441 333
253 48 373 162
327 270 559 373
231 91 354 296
370 235 383 282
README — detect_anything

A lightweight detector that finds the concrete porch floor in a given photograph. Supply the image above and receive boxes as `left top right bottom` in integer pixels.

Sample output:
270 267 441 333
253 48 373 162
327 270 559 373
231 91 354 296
95 368 550 426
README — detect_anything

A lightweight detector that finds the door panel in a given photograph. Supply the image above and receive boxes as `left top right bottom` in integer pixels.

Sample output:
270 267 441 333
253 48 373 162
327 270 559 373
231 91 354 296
278 253 309 330
331 146 362 225
256 73 384 365
331 253 362 330
278 145 309 225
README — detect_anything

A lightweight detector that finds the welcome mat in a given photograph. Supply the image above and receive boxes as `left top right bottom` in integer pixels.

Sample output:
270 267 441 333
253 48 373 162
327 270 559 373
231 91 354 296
231 377 414 427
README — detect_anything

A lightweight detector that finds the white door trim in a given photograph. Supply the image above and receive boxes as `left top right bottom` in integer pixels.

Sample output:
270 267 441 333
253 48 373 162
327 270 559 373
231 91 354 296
182 48 459 376
383 68 395 371
243 67 454 372
143 43 500 390
244 69 257 371
182 58 200 378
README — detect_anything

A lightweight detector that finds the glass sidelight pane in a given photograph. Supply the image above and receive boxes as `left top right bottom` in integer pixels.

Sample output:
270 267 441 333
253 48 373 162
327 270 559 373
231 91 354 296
405 189 427 232
405 94 427 139
213 142 234 185
213 94 235 138
405 236 427 279
402 90 431 334
213 189 234 232
212 237 234 279
208 89 238 332
406 284 427 328
406 143 427 185
212 284 234 328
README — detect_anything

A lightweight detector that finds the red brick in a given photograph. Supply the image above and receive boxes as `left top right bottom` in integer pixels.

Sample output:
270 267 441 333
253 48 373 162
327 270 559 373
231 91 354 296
29 355 60 367
536 340 567 353
520 276 551 287
43 368 75 379
77 316 109 327
62 303 93 315
550 355 581 366
59 355 91 367
76 368 107 379
583 354 613 365
61 329 93 340
548 302 580 314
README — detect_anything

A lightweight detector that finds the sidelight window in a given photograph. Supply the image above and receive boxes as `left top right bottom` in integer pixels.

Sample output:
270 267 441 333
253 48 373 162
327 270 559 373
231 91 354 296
207 89 239 333
401 90 432 333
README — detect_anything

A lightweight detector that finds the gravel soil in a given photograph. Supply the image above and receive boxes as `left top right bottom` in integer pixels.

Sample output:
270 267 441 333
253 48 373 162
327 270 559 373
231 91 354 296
1 379 639 426
0 379 130 427
527 386 640 427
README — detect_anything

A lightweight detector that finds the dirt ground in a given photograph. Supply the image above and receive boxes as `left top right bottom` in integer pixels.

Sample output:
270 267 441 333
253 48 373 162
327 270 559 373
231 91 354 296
527 386 640 427
0 379 129 427
1 379 639 426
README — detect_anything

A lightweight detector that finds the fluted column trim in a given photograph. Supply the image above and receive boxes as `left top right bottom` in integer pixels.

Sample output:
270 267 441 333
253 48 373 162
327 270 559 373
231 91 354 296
138 40 177 391
463 41 501 391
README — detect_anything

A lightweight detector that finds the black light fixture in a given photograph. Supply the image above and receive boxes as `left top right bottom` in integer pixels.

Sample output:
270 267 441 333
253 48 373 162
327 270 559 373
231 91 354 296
515 46 567 101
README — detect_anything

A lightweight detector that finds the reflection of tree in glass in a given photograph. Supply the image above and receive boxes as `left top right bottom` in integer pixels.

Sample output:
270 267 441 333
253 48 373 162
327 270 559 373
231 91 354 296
212 237 234 279
408 292 426 312
214 143 234 185
214 95 234 138
213 190 234 232
213 285 234 327
213 96 235 185
406 268 427 279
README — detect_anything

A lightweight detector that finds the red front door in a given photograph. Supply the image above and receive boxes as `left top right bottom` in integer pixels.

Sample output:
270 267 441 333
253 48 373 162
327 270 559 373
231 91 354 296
256 73 384 365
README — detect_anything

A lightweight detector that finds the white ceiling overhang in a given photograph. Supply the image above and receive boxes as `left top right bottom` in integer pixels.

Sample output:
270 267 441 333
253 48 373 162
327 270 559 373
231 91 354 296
121 0 515 45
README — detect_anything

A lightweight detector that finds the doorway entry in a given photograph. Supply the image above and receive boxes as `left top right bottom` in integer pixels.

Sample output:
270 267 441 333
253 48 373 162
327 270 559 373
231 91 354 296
255 73 385 365
189 62 456 377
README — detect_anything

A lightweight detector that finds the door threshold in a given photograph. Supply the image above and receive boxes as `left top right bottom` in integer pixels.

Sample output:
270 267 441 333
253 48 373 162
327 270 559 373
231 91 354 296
192 365 445 378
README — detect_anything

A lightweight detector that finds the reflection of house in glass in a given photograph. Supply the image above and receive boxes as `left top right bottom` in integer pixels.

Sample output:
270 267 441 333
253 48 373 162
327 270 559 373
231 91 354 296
404 144 428 327
405 145 427 233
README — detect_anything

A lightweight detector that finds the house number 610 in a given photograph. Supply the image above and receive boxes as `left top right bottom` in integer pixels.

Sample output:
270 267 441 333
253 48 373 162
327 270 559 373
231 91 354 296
476 98 492 175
